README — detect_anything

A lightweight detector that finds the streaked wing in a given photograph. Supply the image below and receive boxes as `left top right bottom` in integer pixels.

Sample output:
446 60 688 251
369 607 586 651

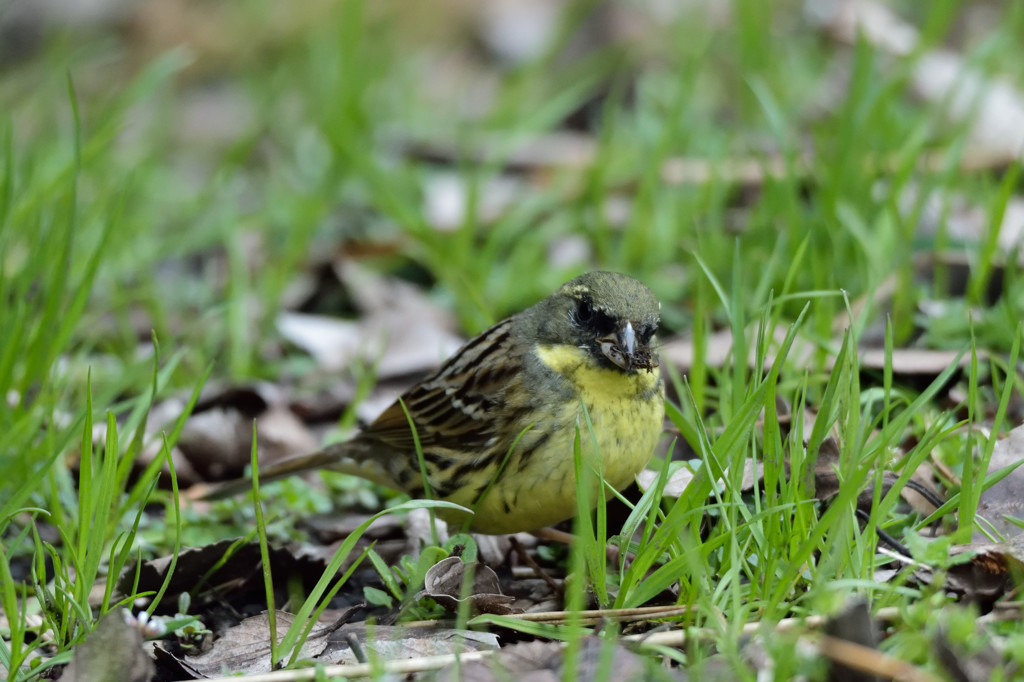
363 318 523 453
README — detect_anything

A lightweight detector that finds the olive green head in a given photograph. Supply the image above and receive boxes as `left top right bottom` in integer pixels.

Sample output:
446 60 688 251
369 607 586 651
522 271 661 372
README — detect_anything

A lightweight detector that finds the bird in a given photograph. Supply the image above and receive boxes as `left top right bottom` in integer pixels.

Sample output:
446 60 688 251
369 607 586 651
210 271 665 534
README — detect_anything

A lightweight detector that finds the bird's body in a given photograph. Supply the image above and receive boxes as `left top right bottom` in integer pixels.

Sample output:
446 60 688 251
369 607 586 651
215 272 665 534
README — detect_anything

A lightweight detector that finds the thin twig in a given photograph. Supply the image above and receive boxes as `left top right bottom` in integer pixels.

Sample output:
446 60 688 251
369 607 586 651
625 606 903 646
816 633 940 682
509 535 563 595
512 605 689 623
199 651 491 682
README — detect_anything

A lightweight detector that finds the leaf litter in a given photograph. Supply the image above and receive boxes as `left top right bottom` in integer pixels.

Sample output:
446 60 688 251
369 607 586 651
171 611 499 676
422 556 518 616
57 610 155 682
98 213 1024 680
13 1 1024 680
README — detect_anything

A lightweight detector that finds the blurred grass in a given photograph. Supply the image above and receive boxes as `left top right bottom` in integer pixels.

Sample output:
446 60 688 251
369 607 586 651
3 0 1024 678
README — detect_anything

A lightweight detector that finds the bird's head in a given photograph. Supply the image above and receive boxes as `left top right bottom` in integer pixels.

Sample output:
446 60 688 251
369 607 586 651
529 271 660 373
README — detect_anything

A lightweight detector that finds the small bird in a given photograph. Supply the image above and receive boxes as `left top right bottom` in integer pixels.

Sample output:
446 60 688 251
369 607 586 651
212 271 665 534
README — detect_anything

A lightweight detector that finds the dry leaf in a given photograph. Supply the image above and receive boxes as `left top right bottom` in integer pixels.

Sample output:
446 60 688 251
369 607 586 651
916 534 1024 605
636 465 694 498
58 610 154 682
322 622 499 666
975 424 1024 538
278 264 463 380
423 556 517 616
822 600 879 682
436 637 672 682
89 382 320 487
858 348 975 376
183 611 331 676
636 460 762 498
117 540 327 607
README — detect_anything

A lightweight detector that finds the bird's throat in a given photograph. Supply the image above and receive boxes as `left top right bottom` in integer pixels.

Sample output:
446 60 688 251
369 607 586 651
534 343 661 399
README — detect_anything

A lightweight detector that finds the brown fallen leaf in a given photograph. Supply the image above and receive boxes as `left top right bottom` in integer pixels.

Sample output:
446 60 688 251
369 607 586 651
58 610 154 682
182 611 333 677
915 534 1024 605
277 264 463 380
177 614 499 676
84 395 200 487
812 438 944 521
322 622 499 666
116 540 327 608
435 637 674 682
423 556 517 616
176 402 318 481
975 423 1024 539
822 599 880 682
88 382 320 488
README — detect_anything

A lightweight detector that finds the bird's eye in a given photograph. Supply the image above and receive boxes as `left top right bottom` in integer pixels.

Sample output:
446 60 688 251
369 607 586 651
638 325 656 344
575 298 594 323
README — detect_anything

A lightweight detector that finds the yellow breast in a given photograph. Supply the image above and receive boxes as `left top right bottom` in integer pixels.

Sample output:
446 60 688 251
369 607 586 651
449 344 664 534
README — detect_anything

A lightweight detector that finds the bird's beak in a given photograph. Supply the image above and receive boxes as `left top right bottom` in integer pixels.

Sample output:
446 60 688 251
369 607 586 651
598 321 655 372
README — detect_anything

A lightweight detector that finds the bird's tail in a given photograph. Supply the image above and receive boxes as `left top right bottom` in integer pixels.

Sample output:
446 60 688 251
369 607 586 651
203 439 400 500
